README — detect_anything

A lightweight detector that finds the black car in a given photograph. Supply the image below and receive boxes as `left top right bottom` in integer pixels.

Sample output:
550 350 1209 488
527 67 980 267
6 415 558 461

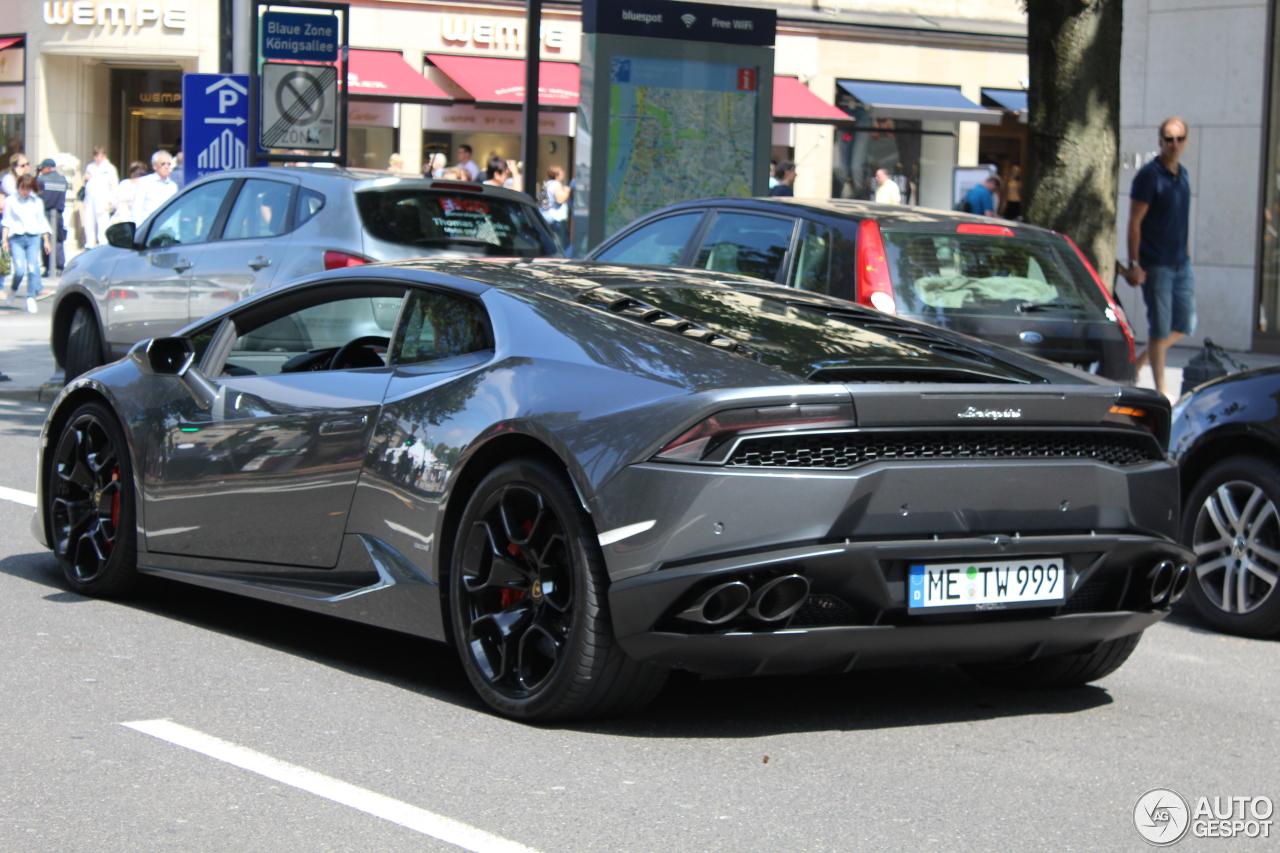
588 198 1136 381
1170 367 1280 637
36 260 1189 720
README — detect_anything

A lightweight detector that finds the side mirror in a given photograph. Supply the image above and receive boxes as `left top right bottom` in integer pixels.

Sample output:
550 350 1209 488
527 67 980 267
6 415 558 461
130 337 218 410
105 221 137 249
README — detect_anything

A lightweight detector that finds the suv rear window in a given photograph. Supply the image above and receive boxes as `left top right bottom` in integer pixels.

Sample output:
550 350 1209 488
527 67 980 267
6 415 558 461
356 189 556 257
881 231 1106 319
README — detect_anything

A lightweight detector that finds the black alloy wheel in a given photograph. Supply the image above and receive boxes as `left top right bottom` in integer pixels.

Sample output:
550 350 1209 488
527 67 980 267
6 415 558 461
48 402 138 597
449 458 666 720
1182 456 1280 638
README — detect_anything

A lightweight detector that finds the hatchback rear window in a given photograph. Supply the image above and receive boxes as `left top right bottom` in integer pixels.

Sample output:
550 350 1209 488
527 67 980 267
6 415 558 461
880 231 1107 319
356 189 556 256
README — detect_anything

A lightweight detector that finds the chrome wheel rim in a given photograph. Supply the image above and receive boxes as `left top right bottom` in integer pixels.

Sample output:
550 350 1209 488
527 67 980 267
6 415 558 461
1192 479 1280 615
458 483 574 698
51 413 122 584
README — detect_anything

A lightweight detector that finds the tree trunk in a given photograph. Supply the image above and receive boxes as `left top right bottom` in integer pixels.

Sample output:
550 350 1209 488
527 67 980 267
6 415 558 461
1025 0 1122 288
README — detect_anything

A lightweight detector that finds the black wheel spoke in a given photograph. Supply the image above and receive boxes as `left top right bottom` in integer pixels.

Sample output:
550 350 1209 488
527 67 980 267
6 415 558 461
467 602 533 684
517 623 562 690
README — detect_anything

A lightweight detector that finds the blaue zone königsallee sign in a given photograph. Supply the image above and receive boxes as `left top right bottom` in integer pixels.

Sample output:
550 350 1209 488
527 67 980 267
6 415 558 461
261 10 339 62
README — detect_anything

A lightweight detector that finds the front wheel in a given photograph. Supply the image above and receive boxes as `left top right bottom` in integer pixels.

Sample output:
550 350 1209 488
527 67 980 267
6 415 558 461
960 632 1143 689
449 457 666 720
46 402 139 597
1181 455 1280 638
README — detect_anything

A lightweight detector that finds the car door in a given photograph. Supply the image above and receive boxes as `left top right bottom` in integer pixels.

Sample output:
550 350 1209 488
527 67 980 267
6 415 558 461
103 179 236 349
143 282 407 569
689 210 799 283
187 176 298 324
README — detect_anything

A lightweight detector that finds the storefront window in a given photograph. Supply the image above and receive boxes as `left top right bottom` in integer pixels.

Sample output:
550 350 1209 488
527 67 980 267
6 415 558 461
831 106 956 209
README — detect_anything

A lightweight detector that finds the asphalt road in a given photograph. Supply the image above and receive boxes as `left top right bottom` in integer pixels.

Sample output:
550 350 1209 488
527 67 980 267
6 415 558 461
1 398 1277 852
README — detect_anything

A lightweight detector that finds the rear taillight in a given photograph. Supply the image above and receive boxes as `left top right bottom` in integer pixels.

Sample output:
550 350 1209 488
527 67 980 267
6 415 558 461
1104 404 1158 436
655 403 855 464
324 250 371 270
855 219 896 314
1062 234 1135 363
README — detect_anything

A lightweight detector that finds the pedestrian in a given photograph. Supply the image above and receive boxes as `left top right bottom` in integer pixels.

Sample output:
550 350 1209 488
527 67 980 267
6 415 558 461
1 174 53 312
81 146 119 249
110 161 149 226
484 155 510 187
505 159 523 193
542 165 571 248
874 168 902 204
769 161 796 197
388 152 406 173
0 152 30 211
964 174 1000 217
426 152 447 179
1001 165 1024 220
132 150 179 223
454 144 480 180
1124 117 1194 399
36 159 67 276
768 160 779 190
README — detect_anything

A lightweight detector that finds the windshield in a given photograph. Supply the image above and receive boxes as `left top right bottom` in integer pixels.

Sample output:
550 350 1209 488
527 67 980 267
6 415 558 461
880 231 1107 320
356 189 558 257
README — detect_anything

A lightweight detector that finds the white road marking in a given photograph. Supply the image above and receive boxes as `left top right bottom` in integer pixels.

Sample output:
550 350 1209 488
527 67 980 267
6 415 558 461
123 720 542 853
0 486 36 507
597 520 655 546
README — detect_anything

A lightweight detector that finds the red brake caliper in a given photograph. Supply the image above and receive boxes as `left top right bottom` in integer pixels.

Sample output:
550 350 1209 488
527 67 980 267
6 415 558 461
499 519 535 608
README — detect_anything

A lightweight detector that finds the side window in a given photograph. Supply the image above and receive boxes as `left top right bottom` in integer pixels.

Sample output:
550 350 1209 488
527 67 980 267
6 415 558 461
146 180 233 248
790 220 832 294
226 293 405 376
692 213 795 282
222 179 294 240
392 289 490 366
594 213 701 265
295 188 325 228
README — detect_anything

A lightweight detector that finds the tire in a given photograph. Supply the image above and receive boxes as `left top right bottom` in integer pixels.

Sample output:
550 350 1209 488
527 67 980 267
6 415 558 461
960 632 1143 689
1181 455 1280 638
65 305 104 381
46 402 139 598
449 457 667 721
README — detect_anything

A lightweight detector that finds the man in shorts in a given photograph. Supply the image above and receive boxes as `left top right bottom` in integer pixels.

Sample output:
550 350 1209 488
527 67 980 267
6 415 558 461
1124 117 1193 398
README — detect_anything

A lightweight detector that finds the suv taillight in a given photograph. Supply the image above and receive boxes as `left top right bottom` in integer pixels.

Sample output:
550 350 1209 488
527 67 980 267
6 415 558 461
855 219 896 314
324 250 371 270
1062 234 1136 363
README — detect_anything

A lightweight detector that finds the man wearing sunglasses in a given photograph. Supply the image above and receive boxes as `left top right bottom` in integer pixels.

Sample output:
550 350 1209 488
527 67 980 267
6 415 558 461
1124 117 1193 399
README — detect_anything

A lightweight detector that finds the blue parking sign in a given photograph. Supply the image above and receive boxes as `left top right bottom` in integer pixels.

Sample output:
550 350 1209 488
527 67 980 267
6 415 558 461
182 74 250 185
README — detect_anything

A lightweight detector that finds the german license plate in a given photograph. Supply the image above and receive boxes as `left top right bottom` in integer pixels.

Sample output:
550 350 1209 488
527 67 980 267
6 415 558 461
908 558 1065 612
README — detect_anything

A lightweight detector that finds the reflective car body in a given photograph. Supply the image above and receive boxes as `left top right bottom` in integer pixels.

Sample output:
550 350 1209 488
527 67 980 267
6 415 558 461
51 167 560 378
1169 367 1280 636
35 260 1189 717
587 198 1136 382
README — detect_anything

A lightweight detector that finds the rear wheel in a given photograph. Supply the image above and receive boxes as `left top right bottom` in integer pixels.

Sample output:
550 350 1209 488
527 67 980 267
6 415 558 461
449 457 666 720
1181 456 1280 638
46 402 138 597
65 306 104 381
960 632 1143 688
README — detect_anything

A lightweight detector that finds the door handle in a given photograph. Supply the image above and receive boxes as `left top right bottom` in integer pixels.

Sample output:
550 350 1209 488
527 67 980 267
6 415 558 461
173 259 193 273
248 256 272 271
319 414 368 435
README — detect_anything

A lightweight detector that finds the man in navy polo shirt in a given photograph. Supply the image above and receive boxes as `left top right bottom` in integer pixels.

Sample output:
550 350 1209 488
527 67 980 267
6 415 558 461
1124 117 1193 398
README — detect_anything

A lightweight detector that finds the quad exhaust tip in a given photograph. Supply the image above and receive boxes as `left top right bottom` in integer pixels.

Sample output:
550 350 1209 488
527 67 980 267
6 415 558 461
746 574 810 622
1147 560 1175 605
677 581 751 625
1169 563 1191 603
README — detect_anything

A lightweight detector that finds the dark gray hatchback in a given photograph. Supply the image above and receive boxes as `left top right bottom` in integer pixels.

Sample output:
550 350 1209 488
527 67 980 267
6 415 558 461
588 198 1136 382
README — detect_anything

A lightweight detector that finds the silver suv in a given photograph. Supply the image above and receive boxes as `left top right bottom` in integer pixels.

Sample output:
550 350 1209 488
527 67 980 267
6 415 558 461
52 167 561 379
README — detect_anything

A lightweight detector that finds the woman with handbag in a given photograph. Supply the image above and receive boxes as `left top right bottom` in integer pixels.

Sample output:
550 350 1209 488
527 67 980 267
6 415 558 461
1 174 53 312
80 146 118 249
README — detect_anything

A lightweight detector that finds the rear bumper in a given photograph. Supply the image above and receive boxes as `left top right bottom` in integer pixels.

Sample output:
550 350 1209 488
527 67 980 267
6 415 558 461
619 610 1166 677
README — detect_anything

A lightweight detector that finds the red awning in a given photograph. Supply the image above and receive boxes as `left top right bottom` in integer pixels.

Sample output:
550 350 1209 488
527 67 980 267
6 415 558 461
0 37 23 52
773 77 850 125
348 49 452 104
425 55 579 110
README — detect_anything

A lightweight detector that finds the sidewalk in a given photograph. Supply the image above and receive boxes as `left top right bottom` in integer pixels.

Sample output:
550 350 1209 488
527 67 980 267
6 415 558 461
1131 341 1280 399
0 277 64 402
